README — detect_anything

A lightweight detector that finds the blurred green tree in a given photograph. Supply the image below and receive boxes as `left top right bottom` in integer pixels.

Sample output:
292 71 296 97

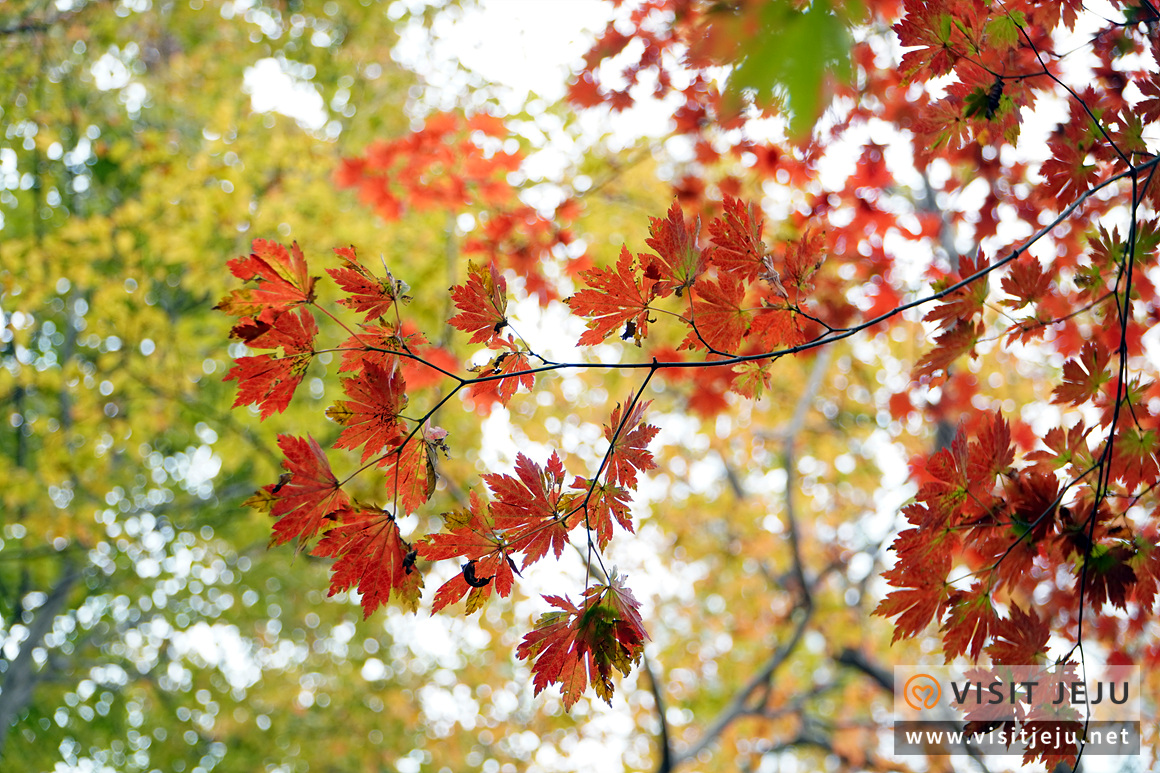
0 2 523 771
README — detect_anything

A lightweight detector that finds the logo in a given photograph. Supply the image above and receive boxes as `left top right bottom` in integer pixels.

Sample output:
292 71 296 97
904 673 941 711
894 665 1142 758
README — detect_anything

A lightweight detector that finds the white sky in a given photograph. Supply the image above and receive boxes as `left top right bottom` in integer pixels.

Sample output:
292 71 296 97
244 0 688 154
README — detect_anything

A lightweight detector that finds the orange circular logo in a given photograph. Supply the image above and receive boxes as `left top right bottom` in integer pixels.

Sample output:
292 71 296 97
904 674 941 711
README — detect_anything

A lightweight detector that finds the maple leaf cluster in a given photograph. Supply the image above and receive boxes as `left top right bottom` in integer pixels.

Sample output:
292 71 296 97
334 112 519 219
334 111 575 301
879 401 1160 661
219 0 1160 728
567 196 827 356
216 240 319 419
517 574 648 711
218 234 659 707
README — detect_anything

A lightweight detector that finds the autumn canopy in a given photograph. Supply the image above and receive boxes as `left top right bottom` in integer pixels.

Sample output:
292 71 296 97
5 0 1160 770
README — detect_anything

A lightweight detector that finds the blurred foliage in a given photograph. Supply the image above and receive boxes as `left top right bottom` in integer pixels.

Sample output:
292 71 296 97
0 1 545 771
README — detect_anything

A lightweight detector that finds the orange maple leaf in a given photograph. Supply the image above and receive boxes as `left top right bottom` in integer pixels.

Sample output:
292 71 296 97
567 246 658 346
449 261 509 344
313 505 422 616
681 273 752 354
216 239 316 323
603 400 659 489
267 434 351 546
224 307 317 419
516 574 647 710
329 363 408 463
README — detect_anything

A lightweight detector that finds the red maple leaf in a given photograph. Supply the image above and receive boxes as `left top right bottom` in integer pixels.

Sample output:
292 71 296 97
467 338 535 409
380 421 449 514
706 195 766 281
910 94 972 157
941 582 996 662
986 605 1050 664
681 272 751 354
224 307 317 419
1056 0 1084 29
567 245 658 346
312 505 422 617
1000 255 1052 309
603 399 660 489
580 575 648 702
1083 544 1137 610
1111 426 1160 490
336 321 457 390
923 249 989 331
1022 721 1082 772
516 594 586 706
418 492 504 562
216 239 316 322
484 452 579 567
1039 134 1099 206
782 229 827 295
326 245 409 321
874 552 952 642
893 0 972 80
913 320 983 379
644 200 704 297
336 320 428 374
328 363 408 462
516 574 647 710
749 304 809 350
572 476 633 548
1138 73 1160 124
417 492 517 613
997 470 1061 578
1129 535 1160 609
1026 422 1092 473
267 434 351 546
1052 342 1111 405
730 360 773 400
970 410 1014 484
1004 317 1051 346
449 261 509 344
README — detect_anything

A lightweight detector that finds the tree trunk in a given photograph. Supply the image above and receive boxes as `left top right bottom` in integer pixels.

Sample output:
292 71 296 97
0 561 79 757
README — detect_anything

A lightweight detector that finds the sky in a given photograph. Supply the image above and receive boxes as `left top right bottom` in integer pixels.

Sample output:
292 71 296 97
245 0 613 129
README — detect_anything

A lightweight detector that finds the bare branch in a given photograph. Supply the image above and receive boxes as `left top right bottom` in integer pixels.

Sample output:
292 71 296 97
833 647 893 694
0 561 81 757
781 346 831 609
672 601 812 766
642 651 674 773
0 1 104 38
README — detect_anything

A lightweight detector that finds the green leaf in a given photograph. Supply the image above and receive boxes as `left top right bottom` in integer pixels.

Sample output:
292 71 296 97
986 10 1026 51
725 0 855 139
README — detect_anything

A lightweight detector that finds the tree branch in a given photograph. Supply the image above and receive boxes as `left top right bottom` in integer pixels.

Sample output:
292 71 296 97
0 2 103 37
643 650 673 773
672 601 812 766
780 346 831 609
0 560 81 757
